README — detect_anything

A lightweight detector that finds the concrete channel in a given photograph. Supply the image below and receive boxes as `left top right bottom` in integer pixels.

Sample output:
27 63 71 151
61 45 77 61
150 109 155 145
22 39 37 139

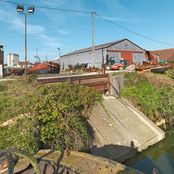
89 96 165 162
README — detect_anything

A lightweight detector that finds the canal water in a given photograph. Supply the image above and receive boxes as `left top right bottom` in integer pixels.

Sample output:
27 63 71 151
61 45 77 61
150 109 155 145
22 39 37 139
124 133 174 174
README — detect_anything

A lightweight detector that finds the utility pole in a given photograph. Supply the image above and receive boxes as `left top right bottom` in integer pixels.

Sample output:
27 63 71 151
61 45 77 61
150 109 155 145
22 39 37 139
91 11 96 67
24 14 27 75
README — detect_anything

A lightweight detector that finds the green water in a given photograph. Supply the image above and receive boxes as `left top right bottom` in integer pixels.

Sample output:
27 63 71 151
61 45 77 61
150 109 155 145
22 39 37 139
124 133 174 174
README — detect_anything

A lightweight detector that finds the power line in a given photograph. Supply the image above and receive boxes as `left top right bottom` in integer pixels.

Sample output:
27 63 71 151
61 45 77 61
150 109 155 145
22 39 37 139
0 0 92 14
1 0 174 47
96 13 174 47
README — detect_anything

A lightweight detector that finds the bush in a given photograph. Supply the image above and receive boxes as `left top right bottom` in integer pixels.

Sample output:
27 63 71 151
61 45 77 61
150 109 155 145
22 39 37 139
121 81 161 121
0 79 101 153
0 118 40 154
31 83 101 150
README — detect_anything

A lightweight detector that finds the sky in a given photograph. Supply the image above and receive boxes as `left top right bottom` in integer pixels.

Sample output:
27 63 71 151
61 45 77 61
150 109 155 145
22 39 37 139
0 0 174 63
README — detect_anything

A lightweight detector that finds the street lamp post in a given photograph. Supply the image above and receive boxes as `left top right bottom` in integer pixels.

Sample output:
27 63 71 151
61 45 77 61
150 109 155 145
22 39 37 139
57 48 61 58
16 5 35 76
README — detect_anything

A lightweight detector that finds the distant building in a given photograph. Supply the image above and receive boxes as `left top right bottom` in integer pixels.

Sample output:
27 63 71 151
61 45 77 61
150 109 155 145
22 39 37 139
0 45 4 77
59 38 148 70
16 61 33 68
8 53 19 66
17 61 26 68
28 61 60 74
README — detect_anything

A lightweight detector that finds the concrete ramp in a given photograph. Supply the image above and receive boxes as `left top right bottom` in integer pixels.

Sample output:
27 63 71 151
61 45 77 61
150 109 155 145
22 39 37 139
89 96 165 162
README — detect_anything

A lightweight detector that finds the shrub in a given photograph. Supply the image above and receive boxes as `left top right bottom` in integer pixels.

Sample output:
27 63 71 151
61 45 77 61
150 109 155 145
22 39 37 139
121 81 161 121
0 80 101 153
0 118 40 154
31 83 101 150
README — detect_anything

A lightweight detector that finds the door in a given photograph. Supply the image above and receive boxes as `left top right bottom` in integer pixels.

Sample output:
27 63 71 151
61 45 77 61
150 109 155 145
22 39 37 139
121 51 133 65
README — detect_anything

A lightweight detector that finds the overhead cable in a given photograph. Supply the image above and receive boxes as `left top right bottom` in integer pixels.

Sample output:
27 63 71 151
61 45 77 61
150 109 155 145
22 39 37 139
96 13 174 47
0 0 92 14
1 0 174 46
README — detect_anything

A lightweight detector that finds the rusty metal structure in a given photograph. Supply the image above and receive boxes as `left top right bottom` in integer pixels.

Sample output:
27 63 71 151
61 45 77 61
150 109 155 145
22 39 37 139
38 74 109 93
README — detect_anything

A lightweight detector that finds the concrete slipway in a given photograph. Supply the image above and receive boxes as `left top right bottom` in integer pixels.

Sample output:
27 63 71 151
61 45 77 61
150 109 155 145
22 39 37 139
89 96 165 162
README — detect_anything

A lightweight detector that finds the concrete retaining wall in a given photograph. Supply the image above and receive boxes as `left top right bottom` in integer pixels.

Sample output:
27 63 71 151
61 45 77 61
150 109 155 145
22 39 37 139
109 75 124 97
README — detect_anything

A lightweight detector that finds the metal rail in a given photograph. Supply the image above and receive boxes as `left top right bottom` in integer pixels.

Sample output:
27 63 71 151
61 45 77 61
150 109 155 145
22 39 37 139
37 74 110 93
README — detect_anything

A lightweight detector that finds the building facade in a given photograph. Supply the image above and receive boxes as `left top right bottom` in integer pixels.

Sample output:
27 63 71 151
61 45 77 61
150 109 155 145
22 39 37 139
8 53 19 67
0 45 4 77
59 39 148 70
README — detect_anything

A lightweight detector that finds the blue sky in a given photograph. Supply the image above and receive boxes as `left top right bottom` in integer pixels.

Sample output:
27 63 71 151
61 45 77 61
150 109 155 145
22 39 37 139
0 0 174 63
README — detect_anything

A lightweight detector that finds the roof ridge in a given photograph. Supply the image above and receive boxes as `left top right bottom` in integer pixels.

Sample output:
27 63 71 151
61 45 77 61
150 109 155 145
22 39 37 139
61 38 128 57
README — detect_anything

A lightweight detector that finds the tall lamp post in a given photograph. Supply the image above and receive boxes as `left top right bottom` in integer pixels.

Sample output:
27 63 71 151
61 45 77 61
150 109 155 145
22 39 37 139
16 5 35 76
57 48 61 58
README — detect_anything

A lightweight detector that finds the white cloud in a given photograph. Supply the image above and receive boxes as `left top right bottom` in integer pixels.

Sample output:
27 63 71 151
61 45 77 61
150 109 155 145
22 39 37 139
0 9 45 35
38 0 89 22
0 9 61 48
39 34 62 47
57 29 70 34
10 18 45 35
102 16 155 24
102 16 138 23
41 0 66 7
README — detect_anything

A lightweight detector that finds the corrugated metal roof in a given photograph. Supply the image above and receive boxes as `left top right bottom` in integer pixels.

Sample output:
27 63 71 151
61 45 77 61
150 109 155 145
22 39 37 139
61 39 128 57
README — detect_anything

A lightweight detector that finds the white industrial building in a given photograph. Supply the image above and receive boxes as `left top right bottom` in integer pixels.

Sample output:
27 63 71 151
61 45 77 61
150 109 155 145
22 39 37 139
8 53 19 67
58 39 148 70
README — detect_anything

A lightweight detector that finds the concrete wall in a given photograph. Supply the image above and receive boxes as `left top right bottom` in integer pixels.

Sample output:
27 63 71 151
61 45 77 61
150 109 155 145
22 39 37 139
133 52 147 65
59 49 103 69
109 75 124 97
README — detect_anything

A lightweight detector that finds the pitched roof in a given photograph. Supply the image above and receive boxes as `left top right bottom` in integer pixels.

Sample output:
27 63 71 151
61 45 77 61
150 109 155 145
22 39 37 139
151 48 174 61
29 63 49 72
61 38 144 57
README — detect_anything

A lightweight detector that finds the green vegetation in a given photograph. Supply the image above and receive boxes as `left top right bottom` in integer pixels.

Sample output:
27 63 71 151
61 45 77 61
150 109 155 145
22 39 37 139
0 77 101 153
166 69 174 80
121 72 174 125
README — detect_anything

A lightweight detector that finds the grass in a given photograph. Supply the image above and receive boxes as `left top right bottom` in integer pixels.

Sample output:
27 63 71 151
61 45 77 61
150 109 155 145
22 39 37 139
121 72 174 124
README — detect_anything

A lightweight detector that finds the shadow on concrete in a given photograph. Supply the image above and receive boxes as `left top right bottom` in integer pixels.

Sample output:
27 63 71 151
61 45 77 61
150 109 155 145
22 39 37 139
89 141 138 163
38 150 69 174
18 150 69 174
